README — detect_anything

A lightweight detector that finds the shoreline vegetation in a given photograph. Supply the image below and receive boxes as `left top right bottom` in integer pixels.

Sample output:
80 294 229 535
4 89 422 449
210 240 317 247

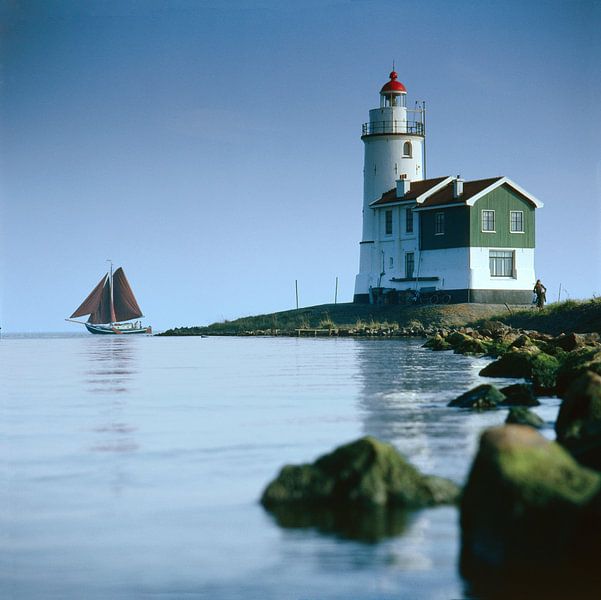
159 297 601 337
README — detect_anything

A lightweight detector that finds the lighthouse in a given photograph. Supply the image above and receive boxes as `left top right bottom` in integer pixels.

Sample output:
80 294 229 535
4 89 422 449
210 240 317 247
355 71 426 301
353 71 543 305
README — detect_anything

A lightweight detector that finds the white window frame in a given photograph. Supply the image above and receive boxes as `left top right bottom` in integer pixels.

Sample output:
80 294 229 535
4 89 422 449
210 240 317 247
434 212 445 235
510 210 524 233
402 141 412 158
489 249 515 278
385 209 393 236
481 209 496 233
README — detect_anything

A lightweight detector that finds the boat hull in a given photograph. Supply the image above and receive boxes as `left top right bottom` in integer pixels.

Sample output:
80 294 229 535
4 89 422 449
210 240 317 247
85 323 151 335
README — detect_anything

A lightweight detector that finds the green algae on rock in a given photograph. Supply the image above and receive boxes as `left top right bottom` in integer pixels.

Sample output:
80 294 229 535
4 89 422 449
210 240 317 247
505 406 544 429
460 425 601 589
448 384 505 410
555 371 601 470
260 436 460 510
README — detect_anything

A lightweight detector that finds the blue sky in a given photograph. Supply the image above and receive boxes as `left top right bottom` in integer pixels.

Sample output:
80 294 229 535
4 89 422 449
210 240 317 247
1 0 600 332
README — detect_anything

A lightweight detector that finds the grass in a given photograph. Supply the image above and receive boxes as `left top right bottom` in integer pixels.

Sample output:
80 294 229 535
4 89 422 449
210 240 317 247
471 298 601 335
159 302 516 336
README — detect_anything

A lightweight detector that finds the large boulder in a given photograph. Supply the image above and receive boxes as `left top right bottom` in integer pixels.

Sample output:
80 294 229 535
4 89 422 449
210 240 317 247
480 349 535 379
461 425 601 594
261 436 460 510
448 384 505 409
555 346 601 396
530 352 561 393
480 349 560 393
555 371 601 470
499 383 540 406
505 406 544 429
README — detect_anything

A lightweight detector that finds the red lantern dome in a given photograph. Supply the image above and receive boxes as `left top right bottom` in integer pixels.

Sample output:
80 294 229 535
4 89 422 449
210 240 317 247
380 71 407 94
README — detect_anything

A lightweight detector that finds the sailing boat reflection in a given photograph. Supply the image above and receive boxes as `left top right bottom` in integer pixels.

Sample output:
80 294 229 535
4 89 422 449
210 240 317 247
83 336 140 456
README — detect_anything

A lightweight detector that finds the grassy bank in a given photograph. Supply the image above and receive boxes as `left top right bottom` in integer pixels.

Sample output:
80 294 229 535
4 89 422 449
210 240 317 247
476 298 601 335
160 302 517 336
159 298 601 337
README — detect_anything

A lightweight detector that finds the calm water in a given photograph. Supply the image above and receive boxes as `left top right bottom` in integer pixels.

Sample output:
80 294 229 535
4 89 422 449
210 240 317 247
1 334 560 599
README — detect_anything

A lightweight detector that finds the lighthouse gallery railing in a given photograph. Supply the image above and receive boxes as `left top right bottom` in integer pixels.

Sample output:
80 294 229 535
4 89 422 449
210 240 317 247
362 121 425 136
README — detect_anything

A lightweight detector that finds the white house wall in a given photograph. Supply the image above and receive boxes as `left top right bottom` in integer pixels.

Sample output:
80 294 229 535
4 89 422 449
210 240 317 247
469 247 536 290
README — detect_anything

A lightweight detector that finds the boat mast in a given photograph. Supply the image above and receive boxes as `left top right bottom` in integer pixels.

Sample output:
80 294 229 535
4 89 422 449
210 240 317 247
107 259 115 325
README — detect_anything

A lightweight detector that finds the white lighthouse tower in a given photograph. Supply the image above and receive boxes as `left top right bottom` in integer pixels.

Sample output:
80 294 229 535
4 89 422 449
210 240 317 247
354 71 425 302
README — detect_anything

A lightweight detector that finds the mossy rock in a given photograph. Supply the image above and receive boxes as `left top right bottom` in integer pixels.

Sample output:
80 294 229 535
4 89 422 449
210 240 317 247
423 334 452 351
461 425 601 586
445 331 472 348
556 372 601 470
448 384 505 409
479 350 536 379
261 436 460 510
454 337 491 355
499 383 540 406
556 347 601 396
529 352 561 393
506 407 544 429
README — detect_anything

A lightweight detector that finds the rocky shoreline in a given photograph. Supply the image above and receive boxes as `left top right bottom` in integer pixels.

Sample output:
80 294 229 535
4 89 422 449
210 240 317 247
261 318 601 595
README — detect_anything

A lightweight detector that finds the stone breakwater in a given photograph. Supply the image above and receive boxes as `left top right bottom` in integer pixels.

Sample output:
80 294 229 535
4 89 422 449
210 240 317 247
260 321 601 595
424 321 601 595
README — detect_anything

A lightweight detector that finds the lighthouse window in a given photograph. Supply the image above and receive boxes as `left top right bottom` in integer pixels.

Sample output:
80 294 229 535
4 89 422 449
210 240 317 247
482 210 496 232
406 207 414 233
405 252 415 278
510 211 524 232
434 212 445 235
489 250 514 277
385 210 393 235
403 142 412 157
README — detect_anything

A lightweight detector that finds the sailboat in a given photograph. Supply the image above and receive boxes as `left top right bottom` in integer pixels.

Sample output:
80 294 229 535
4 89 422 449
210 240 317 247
67 264 152 335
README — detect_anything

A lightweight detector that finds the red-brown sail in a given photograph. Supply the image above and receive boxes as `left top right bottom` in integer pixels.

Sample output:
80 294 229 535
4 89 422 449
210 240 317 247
112 267 143 322
70 273 108 319
88 279 113 324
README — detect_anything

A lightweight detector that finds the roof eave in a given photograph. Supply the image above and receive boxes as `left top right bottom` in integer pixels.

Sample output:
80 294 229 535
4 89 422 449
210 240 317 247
465 176 544 208
413 202 466 212
415 176 455 204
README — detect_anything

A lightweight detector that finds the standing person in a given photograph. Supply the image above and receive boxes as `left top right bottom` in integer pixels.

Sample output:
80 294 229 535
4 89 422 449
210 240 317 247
533 279 547 309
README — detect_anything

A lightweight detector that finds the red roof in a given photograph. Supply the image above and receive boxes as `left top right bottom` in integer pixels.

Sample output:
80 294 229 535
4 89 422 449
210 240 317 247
418 177 503 208
380 71 407 94
371 177 449 206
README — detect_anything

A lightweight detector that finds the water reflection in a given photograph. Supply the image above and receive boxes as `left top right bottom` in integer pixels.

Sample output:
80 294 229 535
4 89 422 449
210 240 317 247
82 337 140 458
266 505 411 544
84 336 137 394
354 338 503 480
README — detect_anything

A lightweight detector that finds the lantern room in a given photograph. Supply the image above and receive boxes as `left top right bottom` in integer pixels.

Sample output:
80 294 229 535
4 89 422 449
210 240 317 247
380 71 407 108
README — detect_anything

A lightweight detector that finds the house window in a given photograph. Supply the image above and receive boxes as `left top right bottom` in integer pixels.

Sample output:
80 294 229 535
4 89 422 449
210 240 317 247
406 207 413 233
435 212 445 235
385 210 393 235
405 252 415 278
482 210 495 232
389 256 394 269
489 250 514 277
403 141 412 157
510 211 524 232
